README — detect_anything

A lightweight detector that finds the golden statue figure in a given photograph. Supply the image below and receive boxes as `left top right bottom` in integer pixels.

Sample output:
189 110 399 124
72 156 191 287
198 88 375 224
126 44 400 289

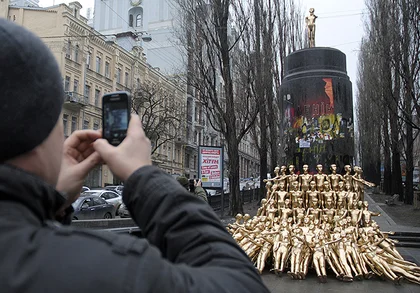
343 165 353 187
352 166 375 201
287 165 300 191
276 181 289 210
314 164 329 192
272 221 291 274
299 164 313 193
228 165 420 285
329 164 343 192
305 8 318 48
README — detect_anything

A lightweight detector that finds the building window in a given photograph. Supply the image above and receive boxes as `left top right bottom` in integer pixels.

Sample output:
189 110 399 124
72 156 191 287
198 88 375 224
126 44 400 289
86 52 91 69
105 61 110 78
93 122 99 130
129 14 133 27
74 45 79 62
136 13 143 27
125 72 129 87
116 68 121 83
71 116 77 133
96 56 101 73
94 89 100 107
66 41 71 58
84 84 91 99
83 120 89 130
136 78 140 88
63 114 68 137
64 76 70 91
73 79 79 93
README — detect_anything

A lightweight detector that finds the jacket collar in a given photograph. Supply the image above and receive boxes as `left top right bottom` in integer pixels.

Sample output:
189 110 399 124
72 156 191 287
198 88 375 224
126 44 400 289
0 164 66 222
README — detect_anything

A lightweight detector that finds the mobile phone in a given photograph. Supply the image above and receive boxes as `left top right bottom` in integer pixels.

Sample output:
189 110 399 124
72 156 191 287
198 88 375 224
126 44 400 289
102 91 131 146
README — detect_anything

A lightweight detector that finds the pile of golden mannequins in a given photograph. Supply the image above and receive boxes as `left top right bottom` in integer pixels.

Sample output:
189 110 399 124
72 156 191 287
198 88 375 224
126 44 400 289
228 164 420 284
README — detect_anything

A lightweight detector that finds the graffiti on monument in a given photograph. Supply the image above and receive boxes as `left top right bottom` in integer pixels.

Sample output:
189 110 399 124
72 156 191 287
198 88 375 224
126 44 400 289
282 77 354 171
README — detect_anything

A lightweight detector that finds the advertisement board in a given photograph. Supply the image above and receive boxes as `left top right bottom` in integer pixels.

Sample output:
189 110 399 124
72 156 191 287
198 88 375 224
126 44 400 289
198 146 223 188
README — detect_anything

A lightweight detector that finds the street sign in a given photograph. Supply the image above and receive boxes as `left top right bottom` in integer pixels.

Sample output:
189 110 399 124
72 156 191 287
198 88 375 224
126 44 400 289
198 146 223 188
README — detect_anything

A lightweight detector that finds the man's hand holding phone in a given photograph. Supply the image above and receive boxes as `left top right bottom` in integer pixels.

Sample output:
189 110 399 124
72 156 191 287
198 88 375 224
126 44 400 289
94 114 152 181
56 129 103 213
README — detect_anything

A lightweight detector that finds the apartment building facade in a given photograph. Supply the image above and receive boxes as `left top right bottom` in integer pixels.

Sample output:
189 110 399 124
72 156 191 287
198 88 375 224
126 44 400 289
1 0 186 186
92 0 260 180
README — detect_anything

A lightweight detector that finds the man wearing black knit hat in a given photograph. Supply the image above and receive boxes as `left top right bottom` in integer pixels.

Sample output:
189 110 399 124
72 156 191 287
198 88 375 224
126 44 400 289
0 19 269 293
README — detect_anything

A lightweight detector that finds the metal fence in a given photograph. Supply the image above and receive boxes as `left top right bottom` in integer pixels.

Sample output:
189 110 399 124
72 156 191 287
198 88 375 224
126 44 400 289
207 188 258 211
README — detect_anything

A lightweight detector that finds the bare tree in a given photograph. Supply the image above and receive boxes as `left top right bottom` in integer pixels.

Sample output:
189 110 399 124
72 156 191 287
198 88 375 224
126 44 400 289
359 0 419 203
273 0 304 167
174 0 259 215
131 83 183 154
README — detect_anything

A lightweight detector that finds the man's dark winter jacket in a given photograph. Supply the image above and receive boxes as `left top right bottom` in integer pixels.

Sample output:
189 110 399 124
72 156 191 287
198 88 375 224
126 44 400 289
0 164 269 293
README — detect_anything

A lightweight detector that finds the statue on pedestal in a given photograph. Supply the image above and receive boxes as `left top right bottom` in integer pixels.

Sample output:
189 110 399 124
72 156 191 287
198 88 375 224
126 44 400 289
305 8 318 48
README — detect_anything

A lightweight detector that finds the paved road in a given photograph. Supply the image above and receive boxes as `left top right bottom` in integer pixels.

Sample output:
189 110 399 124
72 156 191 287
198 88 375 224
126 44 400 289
261 271 420 292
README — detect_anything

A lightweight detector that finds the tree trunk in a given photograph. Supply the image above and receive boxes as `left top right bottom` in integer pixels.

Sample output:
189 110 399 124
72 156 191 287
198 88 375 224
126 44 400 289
254 0 268 202
390 73 403 196
227 132 243 215
402 0 414 204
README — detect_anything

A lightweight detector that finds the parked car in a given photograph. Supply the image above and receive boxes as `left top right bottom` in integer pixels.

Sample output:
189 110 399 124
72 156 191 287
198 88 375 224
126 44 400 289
82 190 122 217
104 185 124 195
72 195 115 220
205 189 222 197
81 186 90 192
118 203 130 218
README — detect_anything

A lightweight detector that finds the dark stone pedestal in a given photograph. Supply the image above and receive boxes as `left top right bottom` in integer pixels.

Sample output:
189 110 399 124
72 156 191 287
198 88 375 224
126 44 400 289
280 47 354 173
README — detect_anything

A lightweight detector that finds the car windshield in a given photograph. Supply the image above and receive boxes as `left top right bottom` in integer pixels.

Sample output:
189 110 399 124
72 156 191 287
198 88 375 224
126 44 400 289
72 197 86 209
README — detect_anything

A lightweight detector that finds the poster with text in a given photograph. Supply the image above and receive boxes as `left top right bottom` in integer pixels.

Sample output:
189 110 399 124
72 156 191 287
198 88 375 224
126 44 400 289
198 146 223 188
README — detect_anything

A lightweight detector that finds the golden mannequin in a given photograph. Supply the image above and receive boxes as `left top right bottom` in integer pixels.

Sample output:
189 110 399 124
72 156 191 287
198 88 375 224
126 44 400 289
279 165 290 190
280 199 293 222
288 228 305 279
257 198 267 217
343 165 353 187
336 181 347 209
228 164 420 285
287 165 300 191
361 201 380 226
312 236 328 282
299 164 313 193
306 181 320 208
290 181 303 208
352 166 375 201
328 164 343 192
256 234 274 274
272 221 291 274
276 181 289 210
321 181 336 208
314 164 329 192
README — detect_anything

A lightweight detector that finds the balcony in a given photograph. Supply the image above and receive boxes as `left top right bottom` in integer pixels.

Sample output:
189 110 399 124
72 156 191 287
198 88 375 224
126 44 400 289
194 118 206 130
63 91 89 109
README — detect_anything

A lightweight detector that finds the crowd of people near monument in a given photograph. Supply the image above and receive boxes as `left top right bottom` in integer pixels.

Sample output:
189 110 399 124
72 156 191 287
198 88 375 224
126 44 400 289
228 164 420 284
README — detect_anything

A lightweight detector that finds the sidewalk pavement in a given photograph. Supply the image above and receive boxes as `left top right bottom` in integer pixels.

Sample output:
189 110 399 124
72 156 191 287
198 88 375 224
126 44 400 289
365 192 420 266
365 192 420 233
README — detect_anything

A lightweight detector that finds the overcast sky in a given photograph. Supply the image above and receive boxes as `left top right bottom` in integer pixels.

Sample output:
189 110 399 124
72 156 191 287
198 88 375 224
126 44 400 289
39 0 366 95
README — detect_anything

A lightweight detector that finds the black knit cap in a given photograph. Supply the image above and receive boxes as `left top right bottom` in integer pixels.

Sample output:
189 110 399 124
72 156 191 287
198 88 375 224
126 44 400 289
0 18 64 161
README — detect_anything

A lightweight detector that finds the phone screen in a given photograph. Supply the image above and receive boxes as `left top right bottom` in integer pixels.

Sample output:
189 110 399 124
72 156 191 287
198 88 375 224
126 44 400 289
104 103 128 132
102 92 130 145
